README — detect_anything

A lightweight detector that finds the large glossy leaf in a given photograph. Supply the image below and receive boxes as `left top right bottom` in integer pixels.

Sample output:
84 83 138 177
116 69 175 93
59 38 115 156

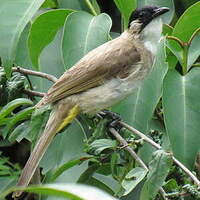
163 68 200 169
167 2 200 67
114 0 136 29
172 2 200 42
188 29 200 68
28 9 73 70
57 0 88 11
40 120 87 176
138 0 175 24
15 24 41 92
62 12 112 69
140 150 172 200
50 158 89 181
112 39 168 133
15 24 33 69
0 0 45 77
1 184 118 200
39 29 65 92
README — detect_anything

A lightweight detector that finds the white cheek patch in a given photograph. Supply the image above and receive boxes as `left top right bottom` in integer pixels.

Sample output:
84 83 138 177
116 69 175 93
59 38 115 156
142 18 163 56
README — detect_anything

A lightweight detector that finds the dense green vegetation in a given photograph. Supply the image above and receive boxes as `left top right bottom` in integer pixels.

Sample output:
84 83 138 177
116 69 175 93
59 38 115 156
0 0 200 199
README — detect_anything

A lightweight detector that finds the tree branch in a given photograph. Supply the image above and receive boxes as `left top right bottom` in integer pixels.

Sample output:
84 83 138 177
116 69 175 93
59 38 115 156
159 187 169 200
109 127 168 198
119 121 200 187
109 127 148 171
13 66 58 83
23 89 45 97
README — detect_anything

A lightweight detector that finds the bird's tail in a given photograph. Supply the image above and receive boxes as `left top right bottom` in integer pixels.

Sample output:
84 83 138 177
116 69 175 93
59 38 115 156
12 102 80 198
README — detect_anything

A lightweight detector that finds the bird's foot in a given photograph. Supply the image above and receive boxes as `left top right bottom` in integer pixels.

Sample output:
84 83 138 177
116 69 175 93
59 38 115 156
98 110 122 131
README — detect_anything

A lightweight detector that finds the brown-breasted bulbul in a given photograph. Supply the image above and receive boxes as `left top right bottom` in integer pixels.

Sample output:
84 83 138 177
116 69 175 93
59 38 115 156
13 6 169 198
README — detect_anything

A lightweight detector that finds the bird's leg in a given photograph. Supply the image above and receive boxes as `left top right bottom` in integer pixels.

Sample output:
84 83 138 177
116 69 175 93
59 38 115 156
98 110 122 131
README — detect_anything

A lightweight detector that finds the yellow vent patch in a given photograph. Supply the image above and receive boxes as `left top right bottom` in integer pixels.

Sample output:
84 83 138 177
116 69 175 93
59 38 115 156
56 105 80 133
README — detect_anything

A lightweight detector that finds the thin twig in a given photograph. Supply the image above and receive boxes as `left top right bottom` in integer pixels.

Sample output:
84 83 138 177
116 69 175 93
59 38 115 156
120 122 161 150
167 36 184 48
119 121 200 187
109 127 148 171
159 187 169 200
188 28 200 45
13 67 58 83
109 127 167 197
23 89 45 97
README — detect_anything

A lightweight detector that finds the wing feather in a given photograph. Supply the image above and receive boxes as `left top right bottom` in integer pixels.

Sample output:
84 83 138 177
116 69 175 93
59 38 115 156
37 35 141 107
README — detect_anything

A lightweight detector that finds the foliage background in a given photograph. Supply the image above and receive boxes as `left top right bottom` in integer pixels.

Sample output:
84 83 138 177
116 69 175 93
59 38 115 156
0 0 200 199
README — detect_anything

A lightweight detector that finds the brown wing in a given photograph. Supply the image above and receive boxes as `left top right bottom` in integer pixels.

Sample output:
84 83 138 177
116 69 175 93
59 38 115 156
37 35 141 107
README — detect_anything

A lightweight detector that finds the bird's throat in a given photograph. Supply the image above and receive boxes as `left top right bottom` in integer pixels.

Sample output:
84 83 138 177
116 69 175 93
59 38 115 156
141 18 163 56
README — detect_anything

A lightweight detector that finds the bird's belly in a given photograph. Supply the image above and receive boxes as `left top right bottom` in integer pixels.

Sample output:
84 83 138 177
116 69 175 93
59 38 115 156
73 78 141 114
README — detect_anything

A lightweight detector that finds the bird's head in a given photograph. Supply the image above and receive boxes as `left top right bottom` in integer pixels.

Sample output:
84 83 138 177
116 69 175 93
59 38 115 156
129 6 169 32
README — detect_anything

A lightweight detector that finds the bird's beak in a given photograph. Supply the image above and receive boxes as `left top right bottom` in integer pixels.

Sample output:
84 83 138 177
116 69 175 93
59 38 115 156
152 7 170 18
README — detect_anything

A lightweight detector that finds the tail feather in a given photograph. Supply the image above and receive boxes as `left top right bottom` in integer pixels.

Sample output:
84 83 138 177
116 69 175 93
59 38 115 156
13 103 80 198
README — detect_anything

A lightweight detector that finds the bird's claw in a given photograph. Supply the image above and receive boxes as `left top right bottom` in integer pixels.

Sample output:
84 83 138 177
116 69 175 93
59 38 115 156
98 110 122 131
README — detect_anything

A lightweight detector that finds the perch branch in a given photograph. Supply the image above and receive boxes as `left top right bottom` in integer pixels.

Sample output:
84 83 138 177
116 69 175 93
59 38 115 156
109 127 148 171
119 121 200 187
109 127 168 199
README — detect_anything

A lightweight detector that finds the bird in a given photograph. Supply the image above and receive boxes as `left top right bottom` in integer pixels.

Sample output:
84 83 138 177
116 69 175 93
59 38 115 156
13 5 169 198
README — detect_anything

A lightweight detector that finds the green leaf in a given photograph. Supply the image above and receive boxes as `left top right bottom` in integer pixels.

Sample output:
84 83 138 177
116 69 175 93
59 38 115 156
0 98 33 120
39 29 65 92
78 163 100 183
41 0 58 9
88 139 117 155
188 29 200 68
168 2 200 67
84 176 115 195
162 24 173 36
114 0 136 29
51 158 89 181
0 177 17 193
172 2 200 42
138 0 175 24
57 0 88 11
140 150 172 200
15 24 33 69
3 107 34 138
26 106 50 143
0 0 45 77
40 120 86 175
111 153 120 180
164 179 179 191
28 9 74 70
122 167 147 195
1 184 119 200
8 121 30 143
93 173 119 195
62 12 112 69
163 68 200 169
